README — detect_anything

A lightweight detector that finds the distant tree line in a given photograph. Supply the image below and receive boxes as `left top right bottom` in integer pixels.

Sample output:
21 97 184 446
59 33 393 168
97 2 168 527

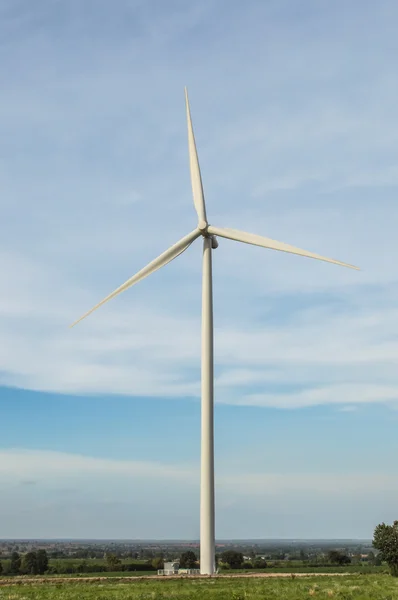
0 550 161 576
0 550 48 575
1 526 396 578
0 547 381 576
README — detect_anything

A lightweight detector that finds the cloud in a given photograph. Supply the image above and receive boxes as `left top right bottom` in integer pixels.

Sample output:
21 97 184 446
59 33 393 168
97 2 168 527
1 448 397 494
227 384 398 410
0 449 195 483
0 244 398 409
0 448 396 538
0 0 397 413
219 472 398 495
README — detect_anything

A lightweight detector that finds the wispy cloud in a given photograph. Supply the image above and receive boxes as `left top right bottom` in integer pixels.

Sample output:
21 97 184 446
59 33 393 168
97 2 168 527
0 0 397 414
0 448 396 538
229 384 398 410
0 448 195 483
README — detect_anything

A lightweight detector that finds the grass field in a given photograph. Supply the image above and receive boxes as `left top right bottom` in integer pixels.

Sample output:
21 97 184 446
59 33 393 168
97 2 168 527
0 566 387 580
44 570 159 578
230 565 387 575
0 574 397 599
40 565 388 578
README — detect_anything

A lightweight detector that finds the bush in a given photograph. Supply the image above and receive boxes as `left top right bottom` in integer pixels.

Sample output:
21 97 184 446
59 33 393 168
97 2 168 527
179 551 197 569
327 551 351 566
123 563 155 572
391 564 398 578
253 559 267 569
220 551 244 569
152 557 164 570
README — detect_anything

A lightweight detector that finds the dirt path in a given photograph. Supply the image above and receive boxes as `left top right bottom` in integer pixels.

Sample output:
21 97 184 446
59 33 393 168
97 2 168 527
0 572 353 586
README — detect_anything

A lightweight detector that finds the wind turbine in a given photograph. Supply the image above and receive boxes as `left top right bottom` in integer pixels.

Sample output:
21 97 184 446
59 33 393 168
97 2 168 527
71 88 359 575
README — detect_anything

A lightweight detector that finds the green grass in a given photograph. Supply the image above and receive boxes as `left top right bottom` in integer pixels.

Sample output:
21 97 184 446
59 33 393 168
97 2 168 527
0 574 398 599
232 565 387 574
44 571 157 578
0 566 388 580
48 559 148 565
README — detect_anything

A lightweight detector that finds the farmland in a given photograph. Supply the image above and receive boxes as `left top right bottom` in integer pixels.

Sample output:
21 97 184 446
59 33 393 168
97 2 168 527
0 558 386 579
0 574 398 599
1 538 395 599
40 561 388 577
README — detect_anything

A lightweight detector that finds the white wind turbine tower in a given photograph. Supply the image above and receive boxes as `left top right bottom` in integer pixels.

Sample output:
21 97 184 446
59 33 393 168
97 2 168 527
71 89 359 575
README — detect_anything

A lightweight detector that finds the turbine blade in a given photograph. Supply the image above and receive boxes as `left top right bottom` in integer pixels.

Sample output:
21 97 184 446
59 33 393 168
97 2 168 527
207 226 360 270
70 229 200 328
185 87 207 228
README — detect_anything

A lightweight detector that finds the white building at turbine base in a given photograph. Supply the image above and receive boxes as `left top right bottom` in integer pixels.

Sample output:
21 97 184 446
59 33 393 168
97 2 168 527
157 561 200 576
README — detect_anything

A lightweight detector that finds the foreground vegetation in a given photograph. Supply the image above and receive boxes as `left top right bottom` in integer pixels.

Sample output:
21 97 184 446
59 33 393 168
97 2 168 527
0 560 387 579
0 574 398 599
0 548 387 577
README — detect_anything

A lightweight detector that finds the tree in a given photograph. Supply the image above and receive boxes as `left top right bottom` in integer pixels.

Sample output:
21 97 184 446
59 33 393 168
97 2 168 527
373 521 398 576
351 553 362 564
0 560 3 574
220 550 244 569
10 551 21 574
106 553 122 571
36 550 49 575
327 550 351 566
152 557 164 570
253 557 267 569
299 549 308 561
179 551 197 569
21 552 38 575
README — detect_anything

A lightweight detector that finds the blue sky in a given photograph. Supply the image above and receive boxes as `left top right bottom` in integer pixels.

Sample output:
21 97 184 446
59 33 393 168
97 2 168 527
1 0 398 540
